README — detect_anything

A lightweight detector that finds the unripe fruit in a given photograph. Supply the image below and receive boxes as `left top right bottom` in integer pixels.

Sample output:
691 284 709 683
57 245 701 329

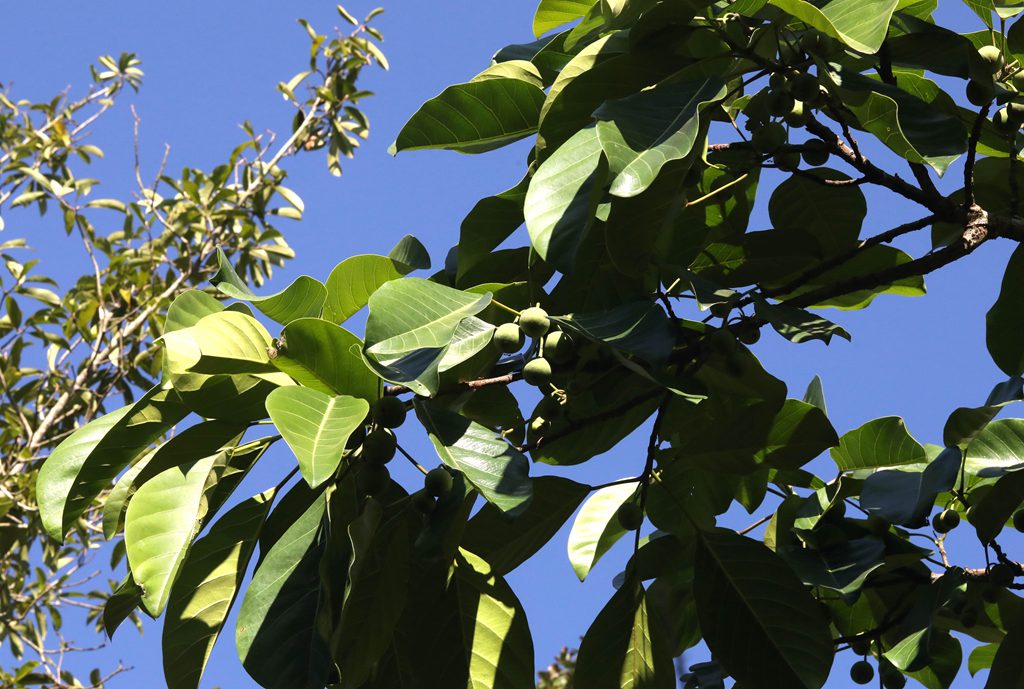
519 307 551 338
736 321 762 345
967 78 996 106
751 122 787 153
802 140 831 166
1009 100 1024 119
768 71 790 92
1014 71 1024 91
774 148 801 173
850 660 874 685
993 107 1019 135
372 396 407 429
494 322 525 354
932 509 960 533
789 73 820 103
412 492 437 515
362 428 397 464
978 45 1005 73
358 463 390 496
346 424 367 450
784 101 811 128
1013 508 1024 532
744 93 771 126
880 667 907 689
543 330 574 364
616 502 644 531
709 302 732 318
523 357 553 387
799 31 823 55
849 637 871 656
424 467 454 497
767 90 796 117
990 562 1016 587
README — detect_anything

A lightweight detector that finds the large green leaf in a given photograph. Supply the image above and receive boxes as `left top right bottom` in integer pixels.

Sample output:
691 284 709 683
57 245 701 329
554 301 674 365
165 289 227 332
272 318 380 403
988 244 1024 376
754 300 852 345
37 384 188 541
781 537 886 595
567 481 639 581
236 492 328 689
162 490 273 689
533 0 595 36
944 376 1024 447
769 0 899 53
594 79 725 197
213 249 326 325
390 78 546 154
768 169 865 255
830 417 927 471
124 453 219 616
456 177 528 284
969 470 1024 542
265 387 369 488
859 447 961 526
102 451 154 539
415 399 532 514
695 529 834 689
323 255 407 325
984 626 1024 689
967 419 1024 477
462 476 590 576
524 126 608 273
574 582 675 689
755 399 839 470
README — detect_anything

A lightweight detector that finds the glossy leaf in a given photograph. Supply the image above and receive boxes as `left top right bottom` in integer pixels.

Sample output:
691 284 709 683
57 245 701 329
554 301 674 365
830 416 927 471
988 244 1024 376
272 318 380 403
213 249 326 325
756 399 839 470
754 300 852 345
567 481 639 581
533 0 594 36
966 418 1024 477
323 255 406 325
859 447 961 526
768 0 899 53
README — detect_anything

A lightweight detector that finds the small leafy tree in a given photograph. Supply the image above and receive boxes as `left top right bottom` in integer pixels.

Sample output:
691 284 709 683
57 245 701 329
32 1 1024 688
1 8 385 687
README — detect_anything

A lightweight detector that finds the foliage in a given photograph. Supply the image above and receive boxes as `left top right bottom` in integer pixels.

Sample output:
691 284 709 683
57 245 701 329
30 1 1024 688
0 7 385 687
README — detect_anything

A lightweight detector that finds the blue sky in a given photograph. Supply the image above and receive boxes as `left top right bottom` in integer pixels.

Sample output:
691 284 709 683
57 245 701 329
0 1 1019 687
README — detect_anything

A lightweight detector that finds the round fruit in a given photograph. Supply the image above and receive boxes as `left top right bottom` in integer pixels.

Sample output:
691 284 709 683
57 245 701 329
412 492 437 515
1013 508 1024 532
346 424 367 449
967 78 996 106
358 463 390 496
519 307 551 338
848 636 871 656
362 428 397 464
990 562 1016 587
850 660 874 685
494 322 525 354
424 467 454 497
784 101 810 128
790 73 820 102
736 321 762 344
880 666 907 689
373 396 407 429
523 357 553 387
744 93 771 126
751 122 787 153
978 45 1005 73
543 330 574 364
616 502 644 531
767 90 796 117
993 107 1019 136
709 302 732 318
774 147 801 172
769 71 790 92
802 140 831 166
932 508 960 533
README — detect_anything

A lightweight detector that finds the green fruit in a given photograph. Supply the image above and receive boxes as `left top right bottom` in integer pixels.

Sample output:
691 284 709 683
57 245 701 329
769 71 790 92
358 463 390 496
543 330 574 364
744 93 771 126
616 502 644 531
372 396 407 429
735 321 762 344
1012 508 1024 532
767 90 795 117
993 107 1019 135
932 508 960 533
967 78 996 106
709 302 732 318
346 424 367 450
978 45 1005 73
519 306 551 338
751 122 787 153
850 660 874 685
523 357 553 387
802 140 831 166
880 667 907 689
990 562 1016 587
412 492 437 515
494 322 525 354
362 428 397 464
424 467 454 497
789 73 820 102
849 636 871 656
773 147 800 172
784 100 810 128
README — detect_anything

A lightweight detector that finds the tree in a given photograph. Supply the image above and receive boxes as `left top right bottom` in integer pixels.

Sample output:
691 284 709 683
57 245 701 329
0 8 385 687
31 0 1024 688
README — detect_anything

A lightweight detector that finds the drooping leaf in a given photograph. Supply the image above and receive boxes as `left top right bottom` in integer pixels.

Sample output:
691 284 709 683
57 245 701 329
103 575 143 638
781 537 887 595
987 244 1024 376
859 447 961 526
390 78 546 154
694 528 834 689
162 490 274 689
969 643 999 677
456 177 528 284
567 480 639 581
265 387 369 488
754 300 852 345
830 416 927 471
969 470 1024 543
213 249 326 325
533 0 595 37
415 399 532 514
554 301 674 365
323 255 407 325
388 234 431 271
756 399 839 470
768 0 899 54
966 418 1024 477
272 318 380 403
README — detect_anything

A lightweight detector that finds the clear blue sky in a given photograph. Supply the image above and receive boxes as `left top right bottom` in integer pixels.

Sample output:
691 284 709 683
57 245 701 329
0 2 1018 687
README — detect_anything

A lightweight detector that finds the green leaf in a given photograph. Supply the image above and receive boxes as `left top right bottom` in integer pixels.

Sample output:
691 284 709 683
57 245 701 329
967 419 1024 477
594 79 726 197
103 575 143 638
323 255 407 325
102 452 153 539
37 385 188 541
781 537 886 595
830 417 927 471
969 643 999 676
165 290 226 333
769 0 899 54
125 453 219 616
803 375 828 413
389 78 546 154
567 480 639 581
162 490 273 689
533 0 595 37
524 126 608 273
574 582 675 689
265 387 369 488
944 376 1024 447
859 447 961 526
768 169 865 255
754 300 852 345
236 492 328 689
272 318 380 403
695 528 834 689
462 476 590 576
554 301 674 365
988 244 1024 376
456 177 528 284
213 249 326 325
756 399 839 470
415 399 532 514
388 234 431 271
969 470 1024 542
